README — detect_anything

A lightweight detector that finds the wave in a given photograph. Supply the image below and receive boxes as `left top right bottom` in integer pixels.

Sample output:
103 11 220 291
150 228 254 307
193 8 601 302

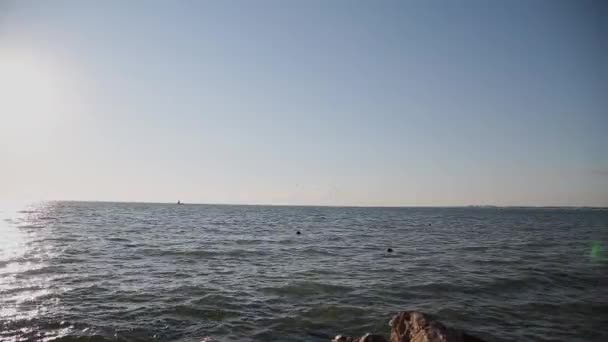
298 247 343 257
105 237 131 242
163 304 240 321
233 239 262 245
401 275 563 297
38 216 58 221
53 336 123 342
300 304 378 321
1 264 60 277
17 224 46 229
141 248 219 258
261 281 353 298
141 248 270 259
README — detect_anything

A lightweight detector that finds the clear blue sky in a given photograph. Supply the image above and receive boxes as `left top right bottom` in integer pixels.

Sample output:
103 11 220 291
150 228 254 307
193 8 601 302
1 0 606 206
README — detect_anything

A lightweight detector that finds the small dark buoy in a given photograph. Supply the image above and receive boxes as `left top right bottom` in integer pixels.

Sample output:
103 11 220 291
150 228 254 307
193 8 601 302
387 248 393 253
428 223 431 226
296 230 301 235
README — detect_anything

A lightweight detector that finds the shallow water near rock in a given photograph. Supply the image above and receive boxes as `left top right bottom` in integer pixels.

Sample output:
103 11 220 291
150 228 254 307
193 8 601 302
1 202 607 341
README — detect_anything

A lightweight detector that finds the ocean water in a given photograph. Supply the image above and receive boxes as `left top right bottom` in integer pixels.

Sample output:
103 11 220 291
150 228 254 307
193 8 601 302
1 202 607 342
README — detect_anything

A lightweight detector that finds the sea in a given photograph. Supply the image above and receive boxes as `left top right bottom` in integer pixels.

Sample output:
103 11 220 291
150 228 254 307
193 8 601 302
1 201 607 342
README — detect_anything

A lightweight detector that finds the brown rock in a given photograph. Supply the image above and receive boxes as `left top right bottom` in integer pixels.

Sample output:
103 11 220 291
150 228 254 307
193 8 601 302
358 333 389 342
389 311 485 342
333 333 389 342
332 335 357 342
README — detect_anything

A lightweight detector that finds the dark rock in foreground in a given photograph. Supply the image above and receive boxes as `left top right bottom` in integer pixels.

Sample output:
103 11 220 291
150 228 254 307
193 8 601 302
390 311 486 342
333 333 389 342
332 311 486 342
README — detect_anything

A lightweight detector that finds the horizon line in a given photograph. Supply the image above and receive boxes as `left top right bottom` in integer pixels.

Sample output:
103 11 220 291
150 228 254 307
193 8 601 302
19 199 608 209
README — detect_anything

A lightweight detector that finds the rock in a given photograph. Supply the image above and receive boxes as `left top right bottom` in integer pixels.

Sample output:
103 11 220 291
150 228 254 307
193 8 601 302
333 334 388 342
389 311 485 342
331 311 484 342
359 333 389 342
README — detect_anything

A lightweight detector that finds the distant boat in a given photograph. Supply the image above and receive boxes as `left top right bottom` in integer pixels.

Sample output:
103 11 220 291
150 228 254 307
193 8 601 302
177 200 183 205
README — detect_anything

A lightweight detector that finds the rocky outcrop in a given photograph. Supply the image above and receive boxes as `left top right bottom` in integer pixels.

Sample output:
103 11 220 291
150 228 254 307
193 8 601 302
332 333 389 342
389 311 485 342
332 311 485 342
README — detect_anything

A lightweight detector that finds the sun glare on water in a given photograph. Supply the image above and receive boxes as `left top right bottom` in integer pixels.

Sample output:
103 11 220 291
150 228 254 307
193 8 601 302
0 202 66 340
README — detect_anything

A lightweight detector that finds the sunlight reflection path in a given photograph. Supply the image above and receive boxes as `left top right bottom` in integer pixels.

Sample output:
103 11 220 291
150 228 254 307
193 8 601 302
0 202 65 339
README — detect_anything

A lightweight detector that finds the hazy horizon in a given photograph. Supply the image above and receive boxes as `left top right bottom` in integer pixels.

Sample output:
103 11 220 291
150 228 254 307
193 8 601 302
1 0 607 207
3 199 608 210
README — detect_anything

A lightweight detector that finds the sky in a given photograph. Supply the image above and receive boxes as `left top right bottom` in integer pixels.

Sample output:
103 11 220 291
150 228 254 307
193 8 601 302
0 0 606 206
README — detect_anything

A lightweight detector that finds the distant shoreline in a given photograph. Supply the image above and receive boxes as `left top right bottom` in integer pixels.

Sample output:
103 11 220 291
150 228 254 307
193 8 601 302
25 200 608 210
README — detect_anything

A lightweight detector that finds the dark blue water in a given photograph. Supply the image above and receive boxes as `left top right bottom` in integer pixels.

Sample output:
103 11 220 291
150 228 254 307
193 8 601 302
1 202 607 341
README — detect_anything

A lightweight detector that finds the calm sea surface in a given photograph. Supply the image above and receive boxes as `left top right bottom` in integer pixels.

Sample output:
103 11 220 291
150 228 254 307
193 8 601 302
1 202 607 342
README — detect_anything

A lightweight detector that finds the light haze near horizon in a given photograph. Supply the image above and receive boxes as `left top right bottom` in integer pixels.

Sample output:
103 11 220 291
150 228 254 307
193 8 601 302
1 0 606 207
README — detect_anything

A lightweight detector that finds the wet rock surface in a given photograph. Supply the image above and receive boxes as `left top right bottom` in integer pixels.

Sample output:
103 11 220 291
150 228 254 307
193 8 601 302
332 311 486 342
